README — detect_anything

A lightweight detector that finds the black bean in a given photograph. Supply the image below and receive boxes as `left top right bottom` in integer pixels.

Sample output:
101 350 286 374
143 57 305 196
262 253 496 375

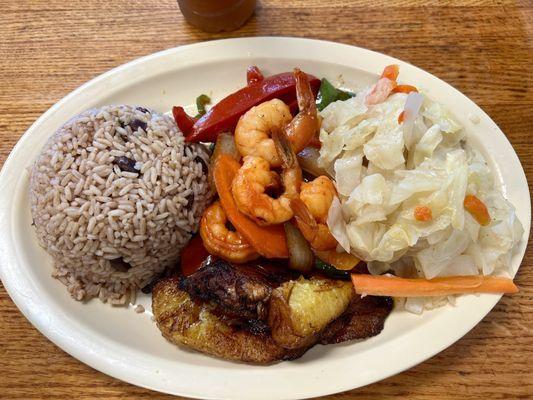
110 258 132 272
136 106 150 114
194 155 209 175
113 156 138 173
129 119 147 132
185 192 195 208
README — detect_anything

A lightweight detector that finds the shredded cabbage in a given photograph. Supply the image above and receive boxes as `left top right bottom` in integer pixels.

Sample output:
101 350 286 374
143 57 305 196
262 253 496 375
320 85 524 313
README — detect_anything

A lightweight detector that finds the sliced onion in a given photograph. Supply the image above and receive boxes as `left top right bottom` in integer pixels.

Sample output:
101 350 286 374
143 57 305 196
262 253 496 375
211 132 240 162
297 147 331 178
209 133 240 188
284 222 314 273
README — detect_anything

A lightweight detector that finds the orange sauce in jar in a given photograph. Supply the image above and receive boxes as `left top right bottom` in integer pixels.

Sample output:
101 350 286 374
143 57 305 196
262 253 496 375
177 0 257 33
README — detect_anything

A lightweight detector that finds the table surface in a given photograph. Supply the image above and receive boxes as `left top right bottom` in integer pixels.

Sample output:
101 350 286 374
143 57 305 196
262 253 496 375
1 1 532 399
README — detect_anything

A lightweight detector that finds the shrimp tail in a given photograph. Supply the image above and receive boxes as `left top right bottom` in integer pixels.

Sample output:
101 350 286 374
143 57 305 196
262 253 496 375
272 127 298 170
286 69 320 152
290 198 318 243
294 68 315 113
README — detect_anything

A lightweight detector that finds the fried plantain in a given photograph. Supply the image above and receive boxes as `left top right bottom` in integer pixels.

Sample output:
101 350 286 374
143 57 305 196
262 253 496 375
152 276 305 364
152 262 391 363
268 277 354 349
320 294 393 344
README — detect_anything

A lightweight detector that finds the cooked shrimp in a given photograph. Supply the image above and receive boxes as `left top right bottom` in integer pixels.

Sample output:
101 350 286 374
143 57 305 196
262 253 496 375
200 201 259 263
231 128 302 225
234 99 292 167
234 68 320 167
284 68 321 152
291 176 338 250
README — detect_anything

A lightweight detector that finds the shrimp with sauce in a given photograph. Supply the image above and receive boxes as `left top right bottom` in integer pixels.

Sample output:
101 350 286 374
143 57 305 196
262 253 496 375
291 176 338 251
234 68 320 167
231 128 302 225
234 99 292 167
200 201 259 263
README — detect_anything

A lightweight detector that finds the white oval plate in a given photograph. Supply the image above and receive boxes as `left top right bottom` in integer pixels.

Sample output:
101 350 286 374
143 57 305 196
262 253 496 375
0 37 529 400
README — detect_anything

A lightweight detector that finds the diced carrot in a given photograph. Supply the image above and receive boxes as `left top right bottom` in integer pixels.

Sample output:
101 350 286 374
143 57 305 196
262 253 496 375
381 64 400 81
398 111 405 124
414 205 432 222
213 155 289 258
464 195 491 226
314 249 360 271
392 84 418 94
351 274 518 297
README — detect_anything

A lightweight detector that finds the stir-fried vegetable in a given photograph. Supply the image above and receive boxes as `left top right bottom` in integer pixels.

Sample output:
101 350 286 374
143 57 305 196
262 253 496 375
177 71 320 143
351 274 518 297
195 94 211 118
315 258 351 280
297 147 331 178
284 222 314 273
313 249 360 271
211 133 240 163
213 154 289 258
246 65 264 85
316 78 355 111
172 106 196 134
180 235 210 276
464 195 491 226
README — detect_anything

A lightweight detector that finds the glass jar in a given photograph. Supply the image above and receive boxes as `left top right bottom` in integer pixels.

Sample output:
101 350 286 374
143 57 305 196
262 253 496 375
177 0 257 33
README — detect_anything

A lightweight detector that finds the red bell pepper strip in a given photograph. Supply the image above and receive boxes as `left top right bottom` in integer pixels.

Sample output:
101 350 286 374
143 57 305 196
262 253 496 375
180 234 211 276
172 106 197 136
247 65 264 85
183 71 320 143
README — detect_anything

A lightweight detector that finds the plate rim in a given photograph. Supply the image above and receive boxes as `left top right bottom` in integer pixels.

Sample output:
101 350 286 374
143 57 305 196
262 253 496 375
0 36 530 400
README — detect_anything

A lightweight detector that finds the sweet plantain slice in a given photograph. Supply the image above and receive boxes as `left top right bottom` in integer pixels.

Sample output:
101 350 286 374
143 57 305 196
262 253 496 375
268 277 354 349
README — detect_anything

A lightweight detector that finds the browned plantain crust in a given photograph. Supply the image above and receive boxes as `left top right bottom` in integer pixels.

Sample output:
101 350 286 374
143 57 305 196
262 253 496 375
152 276 306 364
320 295 393 344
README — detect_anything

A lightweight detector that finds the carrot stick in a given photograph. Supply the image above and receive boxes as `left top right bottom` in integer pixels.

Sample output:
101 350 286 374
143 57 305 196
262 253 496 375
213 155 289 258
351 274 518 297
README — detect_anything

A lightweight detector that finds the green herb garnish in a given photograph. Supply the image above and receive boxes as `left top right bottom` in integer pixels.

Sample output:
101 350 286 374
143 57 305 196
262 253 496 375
316 78 355 111
195 94 211 118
